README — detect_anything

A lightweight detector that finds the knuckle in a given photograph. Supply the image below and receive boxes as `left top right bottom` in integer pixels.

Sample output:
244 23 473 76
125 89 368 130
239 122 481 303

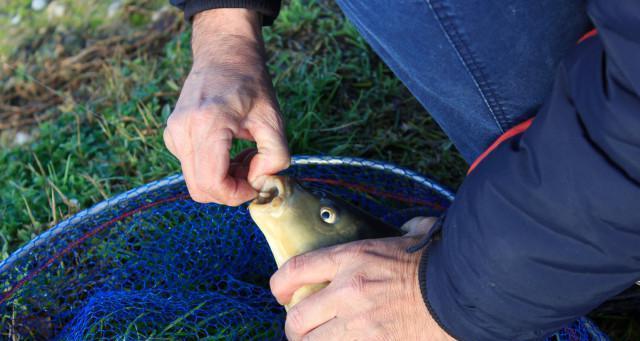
185 185 212 203
162 127 171 142
191 112 218 130
285 306 306 335
331 243 351 256
335 281 352 298
215 127 235 141
189 192 208 203
191 177 224 196
269 284 286 305
246 111 283 132
213 196 232 206
162 128 175 149
269 269 292 303
254 103 280 118
348 271 370 295
268 274 281 295
165 112 184 130
274 151 291 168
287 254 307 275
193 178 213 193
360 239 379 250
168 106 232 130
224 197 246 207
347 239 377 258
189 109 214 123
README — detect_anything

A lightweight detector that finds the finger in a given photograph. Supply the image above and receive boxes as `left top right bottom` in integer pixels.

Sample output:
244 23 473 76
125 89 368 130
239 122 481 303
300 318 342 341
285 288 338 341
230 162 250 180
245 121 290 189
400 216 438 236
180 146 215 203
163 118 213 203
191 126 256 206
232 148 258 164
163 127 178 157
270 248 342 305
229 148 257 180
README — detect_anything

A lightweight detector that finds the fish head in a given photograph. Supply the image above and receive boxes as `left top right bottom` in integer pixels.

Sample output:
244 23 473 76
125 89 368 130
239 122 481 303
248 176 360 266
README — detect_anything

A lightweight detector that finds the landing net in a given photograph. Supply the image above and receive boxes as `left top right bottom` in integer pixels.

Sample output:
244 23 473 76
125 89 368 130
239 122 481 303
0 156 608 340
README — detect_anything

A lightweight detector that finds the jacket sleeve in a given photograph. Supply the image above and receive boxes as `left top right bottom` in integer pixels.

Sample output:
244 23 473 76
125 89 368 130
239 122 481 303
420 1 640 340
169 0 281 25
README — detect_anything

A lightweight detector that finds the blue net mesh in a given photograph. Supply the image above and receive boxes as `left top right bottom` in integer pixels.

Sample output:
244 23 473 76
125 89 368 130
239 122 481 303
0 156 609 340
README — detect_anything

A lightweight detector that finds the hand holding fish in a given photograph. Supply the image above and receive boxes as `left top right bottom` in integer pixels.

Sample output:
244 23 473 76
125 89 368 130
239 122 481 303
164 9 289 206
270 235 455 341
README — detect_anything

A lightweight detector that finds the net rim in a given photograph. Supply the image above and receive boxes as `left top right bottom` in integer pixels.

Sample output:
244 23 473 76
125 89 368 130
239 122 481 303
0 155 454 272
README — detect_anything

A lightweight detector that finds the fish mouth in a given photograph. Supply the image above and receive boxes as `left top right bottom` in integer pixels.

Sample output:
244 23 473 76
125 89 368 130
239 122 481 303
252 176 292 209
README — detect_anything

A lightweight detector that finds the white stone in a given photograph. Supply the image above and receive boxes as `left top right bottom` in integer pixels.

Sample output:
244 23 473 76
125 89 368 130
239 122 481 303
47 1 66 19
10 15 21 25
152 5 171 22
107 0 122 18
14 131 32 146
31 0 47 11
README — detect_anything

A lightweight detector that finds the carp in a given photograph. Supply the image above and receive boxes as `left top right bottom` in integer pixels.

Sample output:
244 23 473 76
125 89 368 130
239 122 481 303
248 175 402 309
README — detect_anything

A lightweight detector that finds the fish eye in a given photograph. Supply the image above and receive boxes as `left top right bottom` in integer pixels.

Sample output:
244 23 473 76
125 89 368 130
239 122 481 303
320 207 337 224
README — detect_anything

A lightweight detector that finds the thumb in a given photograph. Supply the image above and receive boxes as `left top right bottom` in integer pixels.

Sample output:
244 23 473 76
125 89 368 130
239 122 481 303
246 122 290 189
401 217 438 236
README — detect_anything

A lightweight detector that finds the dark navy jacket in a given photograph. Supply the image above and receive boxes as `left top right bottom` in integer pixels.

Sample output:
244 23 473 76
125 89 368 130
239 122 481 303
171 0 640 339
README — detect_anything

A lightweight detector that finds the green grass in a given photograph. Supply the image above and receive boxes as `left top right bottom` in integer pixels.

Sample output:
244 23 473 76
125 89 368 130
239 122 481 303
0 0 465 256
0 0 636 340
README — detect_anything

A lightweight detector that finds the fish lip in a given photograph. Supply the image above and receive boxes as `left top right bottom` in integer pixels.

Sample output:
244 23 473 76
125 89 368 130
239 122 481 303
250 176 293 212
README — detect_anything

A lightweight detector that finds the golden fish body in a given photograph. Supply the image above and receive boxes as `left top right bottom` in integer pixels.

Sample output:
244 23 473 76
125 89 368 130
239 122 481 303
248 176 401 309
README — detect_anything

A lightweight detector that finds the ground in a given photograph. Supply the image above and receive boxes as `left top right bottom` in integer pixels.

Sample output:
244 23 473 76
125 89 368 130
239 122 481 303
0 0 636 339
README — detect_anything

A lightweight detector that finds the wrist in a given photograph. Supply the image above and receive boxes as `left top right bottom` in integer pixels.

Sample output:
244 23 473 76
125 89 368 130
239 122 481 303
191 9 265 70
193 8 261 45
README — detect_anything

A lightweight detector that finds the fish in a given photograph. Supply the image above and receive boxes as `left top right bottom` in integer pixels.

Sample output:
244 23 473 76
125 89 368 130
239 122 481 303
248 175 402 309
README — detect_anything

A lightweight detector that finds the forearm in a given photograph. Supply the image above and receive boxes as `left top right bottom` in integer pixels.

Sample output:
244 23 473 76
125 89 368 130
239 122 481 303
185 8 277 111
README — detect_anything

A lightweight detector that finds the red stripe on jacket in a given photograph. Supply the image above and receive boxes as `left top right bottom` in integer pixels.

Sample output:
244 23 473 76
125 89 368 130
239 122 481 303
467 29 598 174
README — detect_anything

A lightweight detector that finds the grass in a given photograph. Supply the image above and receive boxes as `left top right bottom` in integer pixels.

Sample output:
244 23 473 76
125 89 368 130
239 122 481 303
0 0 465 256
0 0 636 340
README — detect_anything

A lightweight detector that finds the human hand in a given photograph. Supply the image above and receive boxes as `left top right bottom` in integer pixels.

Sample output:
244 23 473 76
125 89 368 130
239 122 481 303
164 9 289 206
270 217 455 341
